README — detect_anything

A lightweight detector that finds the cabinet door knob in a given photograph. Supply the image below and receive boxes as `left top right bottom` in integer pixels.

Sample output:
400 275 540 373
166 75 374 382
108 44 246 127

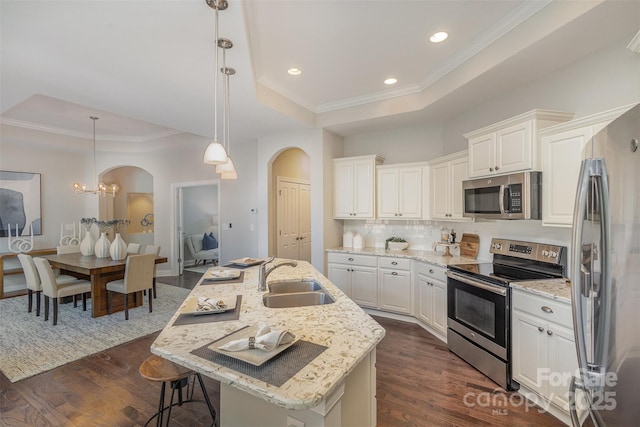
391 261 398 265
391 272 398 275
429 269 434 274
547 330 553 336
399 213 403 216
348 257 354 261
489 167 494 172
495 166 500 170
538 326 544 332
541 306 554 314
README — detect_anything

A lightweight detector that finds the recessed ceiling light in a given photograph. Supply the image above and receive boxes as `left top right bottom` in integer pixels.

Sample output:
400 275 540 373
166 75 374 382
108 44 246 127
430 31 448 43
384 77 398 85
287 67 302 76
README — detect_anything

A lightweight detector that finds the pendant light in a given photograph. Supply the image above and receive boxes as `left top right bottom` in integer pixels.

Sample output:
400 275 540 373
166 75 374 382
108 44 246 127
216 37 237 179
72 116 119 196
203 0 228 165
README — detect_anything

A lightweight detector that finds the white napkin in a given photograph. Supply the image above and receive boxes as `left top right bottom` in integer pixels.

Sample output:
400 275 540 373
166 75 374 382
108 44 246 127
219 324 295 352
197 297 226 312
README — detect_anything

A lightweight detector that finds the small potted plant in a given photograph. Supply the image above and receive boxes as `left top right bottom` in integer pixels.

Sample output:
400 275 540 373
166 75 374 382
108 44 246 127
386 237 409 251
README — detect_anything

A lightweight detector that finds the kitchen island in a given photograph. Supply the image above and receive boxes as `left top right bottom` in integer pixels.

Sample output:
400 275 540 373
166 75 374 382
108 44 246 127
151 260 385 427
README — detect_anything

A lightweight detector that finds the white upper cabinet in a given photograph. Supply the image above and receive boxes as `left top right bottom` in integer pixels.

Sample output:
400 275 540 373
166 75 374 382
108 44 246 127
376 164 424 219
540 104 635 227
429 151 471 221
333 155 384 219
465 110 574 178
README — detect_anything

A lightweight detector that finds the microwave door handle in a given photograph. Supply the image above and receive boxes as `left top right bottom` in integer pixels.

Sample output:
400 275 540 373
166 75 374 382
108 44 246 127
499 185 506 214
503 185 511 213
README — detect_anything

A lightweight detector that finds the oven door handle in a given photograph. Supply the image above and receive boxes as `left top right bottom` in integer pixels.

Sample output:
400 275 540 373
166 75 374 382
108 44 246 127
445 271 508 296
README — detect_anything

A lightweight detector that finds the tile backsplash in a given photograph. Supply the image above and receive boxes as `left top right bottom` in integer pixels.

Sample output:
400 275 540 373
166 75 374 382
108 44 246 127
341 219 572 262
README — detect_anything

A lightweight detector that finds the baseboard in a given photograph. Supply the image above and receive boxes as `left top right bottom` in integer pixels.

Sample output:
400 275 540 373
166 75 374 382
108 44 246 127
362 309 447 344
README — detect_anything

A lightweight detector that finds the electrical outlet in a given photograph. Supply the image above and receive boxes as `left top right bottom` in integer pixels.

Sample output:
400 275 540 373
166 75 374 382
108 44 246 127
286 416 305 427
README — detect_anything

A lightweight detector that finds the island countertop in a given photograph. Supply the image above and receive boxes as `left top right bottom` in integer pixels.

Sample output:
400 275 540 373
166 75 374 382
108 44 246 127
150 260 386 411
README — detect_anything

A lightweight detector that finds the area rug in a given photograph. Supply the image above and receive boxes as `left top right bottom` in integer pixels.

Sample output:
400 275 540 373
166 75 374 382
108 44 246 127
0 282 191 383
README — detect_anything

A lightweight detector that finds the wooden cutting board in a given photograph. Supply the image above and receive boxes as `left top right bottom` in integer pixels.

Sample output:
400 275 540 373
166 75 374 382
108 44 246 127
459 234 480 259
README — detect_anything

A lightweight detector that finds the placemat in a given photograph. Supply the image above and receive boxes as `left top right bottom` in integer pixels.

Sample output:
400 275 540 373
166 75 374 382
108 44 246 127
191 330 327 387
200 271 244 285
222 263 264 270
171 295 242 326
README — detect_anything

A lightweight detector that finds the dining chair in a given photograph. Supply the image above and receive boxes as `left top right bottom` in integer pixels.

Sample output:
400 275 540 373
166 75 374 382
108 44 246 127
127 243 141 254
56 245 80 254
18 254 78 316
144 245 161 299
106 253 155 320
33 257 92 326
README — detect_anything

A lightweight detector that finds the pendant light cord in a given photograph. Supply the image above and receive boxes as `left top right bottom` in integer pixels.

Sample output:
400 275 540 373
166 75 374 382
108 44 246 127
213 7 219 140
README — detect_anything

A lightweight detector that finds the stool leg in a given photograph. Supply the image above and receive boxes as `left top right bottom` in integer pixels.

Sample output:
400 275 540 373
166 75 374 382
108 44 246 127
157 381 166 427
166 380 180 425
196 373 217 426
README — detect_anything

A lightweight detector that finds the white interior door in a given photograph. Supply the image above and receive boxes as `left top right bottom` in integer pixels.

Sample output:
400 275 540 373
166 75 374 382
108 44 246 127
177 187 185 275
276 177 311 262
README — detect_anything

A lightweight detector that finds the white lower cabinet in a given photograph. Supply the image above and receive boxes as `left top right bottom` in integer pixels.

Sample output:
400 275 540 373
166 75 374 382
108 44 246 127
327 253 377 307
377 257 412 314
512 289 581 418
415 262 447 337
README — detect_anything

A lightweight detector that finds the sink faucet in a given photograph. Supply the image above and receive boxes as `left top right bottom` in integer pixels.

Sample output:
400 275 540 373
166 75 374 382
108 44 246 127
258 256 298 291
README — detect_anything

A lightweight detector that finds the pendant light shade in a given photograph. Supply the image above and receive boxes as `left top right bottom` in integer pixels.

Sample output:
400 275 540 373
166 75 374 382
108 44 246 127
215 156 236 174
220 169 238 180
203 139 228 164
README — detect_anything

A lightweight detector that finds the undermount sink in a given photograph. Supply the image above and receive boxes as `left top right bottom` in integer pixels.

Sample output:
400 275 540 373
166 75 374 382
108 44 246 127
263 279 335 308
268 279 323 294
262 291 335 308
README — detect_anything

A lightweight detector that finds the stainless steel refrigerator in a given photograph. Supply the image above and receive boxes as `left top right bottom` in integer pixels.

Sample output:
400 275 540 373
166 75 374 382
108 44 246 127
570 103 640 426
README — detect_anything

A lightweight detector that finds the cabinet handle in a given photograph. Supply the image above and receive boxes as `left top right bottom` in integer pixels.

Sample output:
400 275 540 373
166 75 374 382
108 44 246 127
429 269 434 274
391 272 398 275
399 213 403 216
538 326 544 332
489 167 494 172
391 261 398 265
547 330 554 336
348 257 354 261
495 166 500 171
541 306 554 314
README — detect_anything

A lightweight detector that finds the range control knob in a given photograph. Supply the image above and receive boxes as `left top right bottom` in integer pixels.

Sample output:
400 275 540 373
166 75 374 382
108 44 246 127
492 243 502 250
549 251 558 258
542 250 549 256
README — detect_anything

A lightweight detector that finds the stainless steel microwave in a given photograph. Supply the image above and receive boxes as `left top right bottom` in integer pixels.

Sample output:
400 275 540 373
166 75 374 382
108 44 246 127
462 171 541 220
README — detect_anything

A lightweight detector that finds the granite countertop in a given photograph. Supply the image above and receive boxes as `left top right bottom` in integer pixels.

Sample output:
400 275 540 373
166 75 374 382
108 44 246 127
327 246 487 267
510 278 572 303
150 260 385 411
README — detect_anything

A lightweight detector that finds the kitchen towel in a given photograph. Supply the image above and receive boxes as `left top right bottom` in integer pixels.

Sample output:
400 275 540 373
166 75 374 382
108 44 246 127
219 324 295 351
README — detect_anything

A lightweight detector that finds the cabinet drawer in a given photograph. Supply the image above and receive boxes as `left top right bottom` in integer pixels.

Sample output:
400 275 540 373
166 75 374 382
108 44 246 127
327 252 377 267
415 261 447 281
512 288 572 327
378 257 411 270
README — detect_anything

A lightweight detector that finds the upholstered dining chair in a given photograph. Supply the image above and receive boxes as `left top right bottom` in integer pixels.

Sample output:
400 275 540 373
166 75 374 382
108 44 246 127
144 245 161 299
18 254 78 316
33 257 92 326
105 253 155 320
127 243 141 254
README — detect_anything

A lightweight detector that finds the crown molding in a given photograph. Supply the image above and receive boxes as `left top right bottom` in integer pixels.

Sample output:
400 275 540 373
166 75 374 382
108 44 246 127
0 117 181 143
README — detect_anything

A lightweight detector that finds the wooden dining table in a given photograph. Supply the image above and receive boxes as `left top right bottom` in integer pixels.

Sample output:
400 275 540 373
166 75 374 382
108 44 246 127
41 253 168 318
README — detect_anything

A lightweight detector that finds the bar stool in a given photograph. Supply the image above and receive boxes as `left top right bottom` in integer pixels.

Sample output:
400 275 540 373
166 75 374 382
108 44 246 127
139 355 217 427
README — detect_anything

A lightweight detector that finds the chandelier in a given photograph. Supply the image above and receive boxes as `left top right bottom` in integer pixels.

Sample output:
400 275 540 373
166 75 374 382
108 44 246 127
72 116 119 197
203 0 229 165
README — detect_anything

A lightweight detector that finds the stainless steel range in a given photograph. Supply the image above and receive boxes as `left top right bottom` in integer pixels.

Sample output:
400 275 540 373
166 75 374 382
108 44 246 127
445 238 566 390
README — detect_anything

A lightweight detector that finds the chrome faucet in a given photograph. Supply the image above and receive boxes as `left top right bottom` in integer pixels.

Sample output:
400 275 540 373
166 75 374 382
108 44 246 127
258 256 298 291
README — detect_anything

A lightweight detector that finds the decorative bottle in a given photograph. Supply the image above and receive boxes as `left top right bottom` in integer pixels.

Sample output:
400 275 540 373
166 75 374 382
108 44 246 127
109 233 128 261
94 232 111 258
80 231 95 256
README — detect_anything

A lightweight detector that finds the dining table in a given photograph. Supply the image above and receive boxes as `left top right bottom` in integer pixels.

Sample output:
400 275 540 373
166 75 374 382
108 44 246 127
41 252 168 318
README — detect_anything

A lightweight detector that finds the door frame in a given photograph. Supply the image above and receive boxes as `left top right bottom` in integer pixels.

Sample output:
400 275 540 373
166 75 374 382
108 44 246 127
169 179 220 276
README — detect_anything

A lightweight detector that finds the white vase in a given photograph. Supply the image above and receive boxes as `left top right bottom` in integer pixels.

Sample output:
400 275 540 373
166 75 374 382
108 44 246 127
94 232 111 258
109 233 127 261
80 230 95 256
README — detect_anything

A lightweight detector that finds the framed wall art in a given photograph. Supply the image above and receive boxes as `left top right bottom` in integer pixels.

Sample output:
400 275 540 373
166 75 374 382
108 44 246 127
0 171 42 237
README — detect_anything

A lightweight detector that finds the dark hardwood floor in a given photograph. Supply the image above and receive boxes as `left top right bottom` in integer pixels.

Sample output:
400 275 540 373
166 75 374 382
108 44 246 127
1 273 567 427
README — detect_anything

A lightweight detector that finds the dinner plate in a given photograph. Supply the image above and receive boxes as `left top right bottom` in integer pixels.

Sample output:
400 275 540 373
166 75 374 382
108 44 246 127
208 325 298 366
182 296 238 316
203 268 242 281
228 257 265 267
